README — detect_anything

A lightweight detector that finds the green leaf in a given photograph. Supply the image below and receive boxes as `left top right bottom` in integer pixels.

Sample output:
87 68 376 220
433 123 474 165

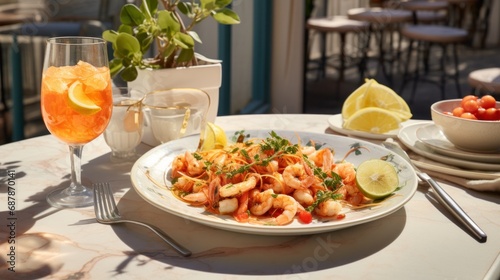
215 0 232 8
157 10 180 33
188 31 202 44
109 58 123 77
142 0 158 16
177 48 194 63
120 4 145 26
120 65 138 82
201 0 216 10
174 32 195 49
178 2 192 15
115 33 141 58
139 35 154 53
162 44 176 60
102 30 118 44
117 24 133 35
212 8 240 24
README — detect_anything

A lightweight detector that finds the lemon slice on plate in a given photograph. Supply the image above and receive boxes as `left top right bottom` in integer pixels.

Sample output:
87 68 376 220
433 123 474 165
357 82 412 121
200 122 227 151
341 78 375 120
67 81 101 115
356 159 399 199
343 107 402 134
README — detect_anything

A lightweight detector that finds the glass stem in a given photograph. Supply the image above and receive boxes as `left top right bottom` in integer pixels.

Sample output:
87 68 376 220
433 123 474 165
69 145 85 194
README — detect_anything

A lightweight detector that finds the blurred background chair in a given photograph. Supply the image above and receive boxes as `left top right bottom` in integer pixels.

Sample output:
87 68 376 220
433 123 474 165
306 16 369 83
467 67 500 96
348 7 413 86
399 0 469 103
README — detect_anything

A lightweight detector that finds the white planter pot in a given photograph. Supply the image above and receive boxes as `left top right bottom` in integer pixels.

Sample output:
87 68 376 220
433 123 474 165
128 61 222 146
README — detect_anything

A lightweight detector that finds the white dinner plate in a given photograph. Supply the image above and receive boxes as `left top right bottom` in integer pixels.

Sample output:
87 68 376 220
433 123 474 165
328 114 402 140
399 122 500 173
131 130 418 236
416 124 500 164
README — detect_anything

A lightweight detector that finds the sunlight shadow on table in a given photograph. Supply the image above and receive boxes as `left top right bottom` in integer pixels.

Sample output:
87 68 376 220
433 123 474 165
107 187 407 276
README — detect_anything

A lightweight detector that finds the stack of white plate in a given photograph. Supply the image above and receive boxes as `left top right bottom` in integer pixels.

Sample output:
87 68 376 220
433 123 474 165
398 121 500 180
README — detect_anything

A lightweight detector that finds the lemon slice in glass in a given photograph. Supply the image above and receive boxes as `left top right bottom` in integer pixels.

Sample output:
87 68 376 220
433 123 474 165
343 107 401 134
356 159 399 199
67 81 101 115
200 122 227 151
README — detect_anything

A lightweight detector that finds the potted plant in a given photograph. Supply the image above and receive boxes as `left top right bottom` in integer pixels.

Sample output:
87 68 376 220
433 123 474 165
102 0 240 122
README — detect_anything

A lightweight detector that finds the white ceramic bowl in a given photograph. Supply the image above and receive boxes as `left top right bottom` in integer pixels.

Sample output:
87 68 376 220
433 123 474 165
431 99 500 153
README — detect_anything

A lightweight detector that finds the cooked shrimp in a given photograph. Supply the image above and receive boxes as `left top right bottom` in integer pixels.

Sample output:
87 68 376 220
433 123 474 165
182 191 208 204
219 198 238 214
338 183 365 206
233 191 250 222
314 199 342 217
266 160 279 174
171 154 186 178
249 189 274 215
301 145 316 156
309 148 334 173
262 172 294 194
333 162 356 185
172 177 194 192
283 162 315 189
219 175 258 198
185 151 205 176
271 194 298 225
293 189 314 207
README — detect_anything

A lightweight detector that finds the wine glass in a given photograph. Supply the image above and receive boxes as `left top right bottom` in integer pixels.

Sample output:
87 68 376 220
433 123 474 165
41 37 112 208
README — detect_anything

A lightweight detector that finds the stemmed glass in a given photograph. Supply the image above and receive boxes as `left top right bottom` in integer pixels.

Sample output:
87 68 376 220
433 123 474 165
41 37 112 208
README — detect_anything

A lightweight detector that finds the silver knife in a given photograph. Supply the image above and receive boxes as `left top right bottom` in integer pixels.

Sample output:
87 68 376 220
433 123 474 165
382 141 487 243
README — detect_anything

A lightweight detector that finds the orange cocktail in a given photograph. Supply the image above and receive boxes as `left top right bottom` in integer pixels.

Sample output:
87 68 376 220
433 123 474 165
41 60 112 145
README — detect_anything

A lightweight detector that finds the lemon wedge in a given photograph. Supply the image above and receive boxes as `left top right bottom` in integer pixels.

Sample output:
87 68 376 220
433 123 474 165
67 81 101 115
341 78 375 120
358 82 412 121
356 159 399 199
343 107 401 134
200 122 227 151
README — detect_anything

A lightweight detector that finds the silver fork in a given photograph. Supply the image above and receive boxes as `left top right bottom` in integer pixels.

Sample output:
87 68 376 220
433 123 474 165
93 182 192 257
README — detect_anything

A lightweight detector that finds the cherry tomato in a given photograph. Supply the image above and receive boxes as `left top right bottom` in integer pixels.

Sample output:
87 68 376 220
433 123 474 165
476 107 486 120
460 95 478 108
298 211 313 224
479 95 497 109
460 112 477 120
452 106 464 117
484 107 499 121
462 99 479 113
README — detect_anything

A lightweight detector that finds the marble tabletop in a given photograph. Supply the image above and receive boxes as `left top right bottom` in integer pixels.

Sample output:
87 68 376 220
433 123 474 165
0 114 499 280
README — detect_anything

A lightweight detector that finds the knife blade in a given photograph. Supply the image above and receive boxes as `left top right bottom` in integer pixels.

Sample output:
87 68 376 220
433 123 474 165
382 141 487 243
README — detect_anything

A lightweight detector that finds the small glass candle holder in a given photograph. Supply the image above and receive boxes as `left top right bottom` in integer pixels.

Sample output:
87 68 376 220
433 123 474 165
142 88 210 144
104 87 144 162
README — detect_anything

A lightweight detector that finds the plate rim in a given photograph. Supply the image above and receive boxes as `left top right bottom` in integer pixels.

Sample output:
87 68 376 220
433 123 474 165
399 122 500 173
131 130 418 235
415 123 500 163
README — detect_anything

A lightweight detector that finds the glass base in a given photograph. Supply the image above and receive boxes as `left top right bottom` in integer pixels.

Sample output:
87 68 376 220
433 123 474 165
110 150 139 163
46 183 94 208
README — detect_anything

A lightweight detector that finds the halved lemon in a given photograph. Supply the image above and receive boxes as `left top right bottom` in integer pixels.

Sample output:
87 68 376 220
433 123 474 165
356 159 399 199
357 82 412 121
200 122 227 151
343 107 401 134
341 78 375 120
67 81 101 115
